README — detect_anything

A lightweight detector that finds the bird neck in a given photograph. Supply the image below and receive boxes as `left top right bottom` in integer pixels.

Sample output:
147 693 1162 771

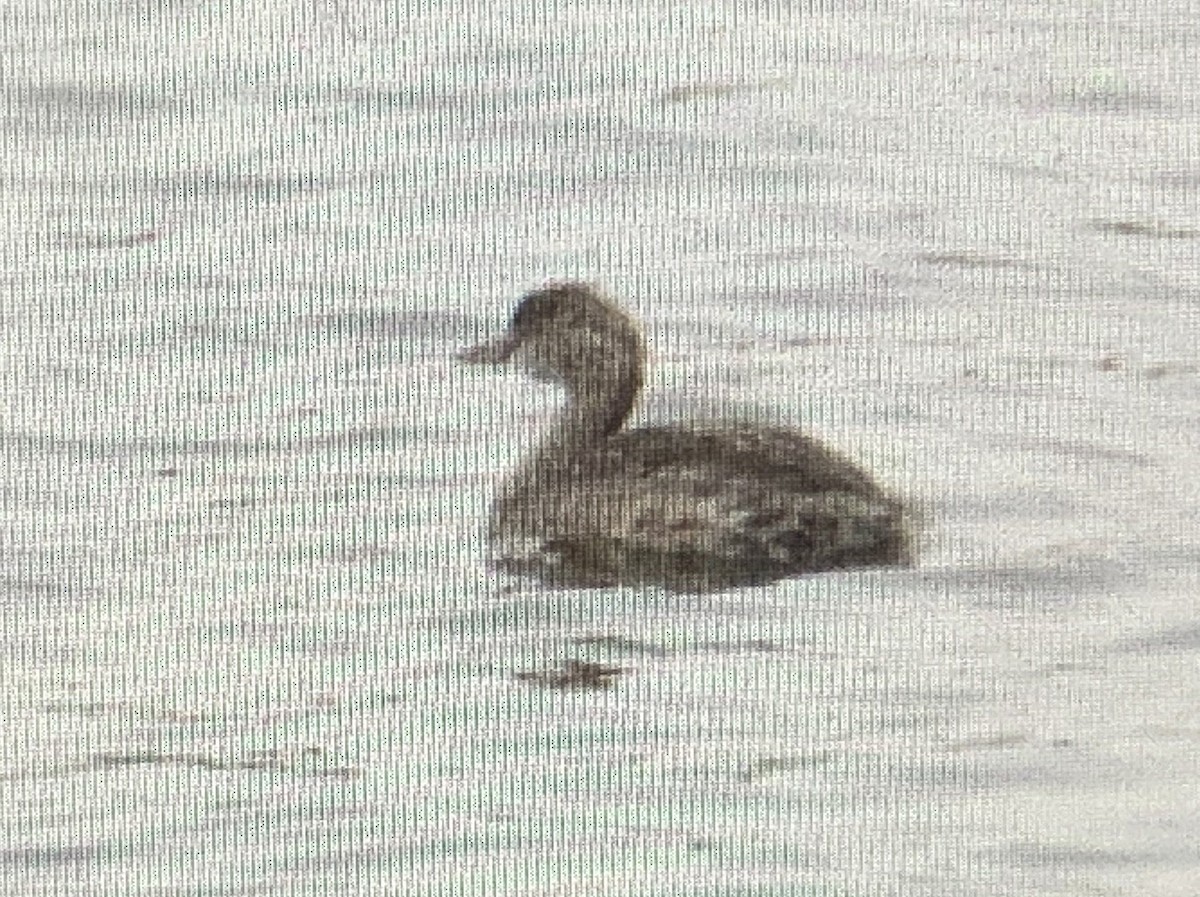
545 364 642 455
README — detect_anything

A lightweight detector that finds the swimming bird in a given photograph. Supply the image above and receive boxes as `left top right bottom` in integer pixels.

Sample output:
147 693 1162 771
459 282 910 592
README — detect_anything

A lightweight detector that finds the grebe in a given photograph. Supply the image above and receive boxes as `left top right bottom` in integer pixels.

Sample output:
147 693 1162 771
459 282 910 592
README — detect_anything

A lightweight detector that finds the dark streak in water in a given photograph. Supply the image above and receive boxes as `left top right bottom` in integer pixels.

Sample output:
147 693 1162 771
0 578 76 599
0 82 168 133
165 170 355 202
0 843 134 867
737 752 834 783
0 425 415 462
916 252 1027 269
568 634 668 657
1015 437 1153 468
305 308 475 343
112 307 471 358
920 561 1136 611
1110 624 1200 653
992 843 1166 868
55 229 163 250
90 748 358 778
513 660 628 690
660 77 791 104
1090 219 1199 240
947 734 1028 753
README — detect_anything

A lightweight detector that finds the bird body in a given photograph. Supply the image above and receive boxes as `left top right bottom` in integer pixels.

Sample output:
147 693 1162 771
460 283 910 591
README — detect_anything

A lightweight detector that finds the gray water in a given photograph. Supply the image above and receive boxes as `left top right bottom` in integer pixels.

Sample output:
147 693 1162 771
2 1 1199 894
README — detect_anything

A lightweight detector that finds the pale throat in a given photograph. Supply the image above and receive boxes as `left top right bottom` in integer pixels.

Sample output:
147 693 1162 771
544 366 642 453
